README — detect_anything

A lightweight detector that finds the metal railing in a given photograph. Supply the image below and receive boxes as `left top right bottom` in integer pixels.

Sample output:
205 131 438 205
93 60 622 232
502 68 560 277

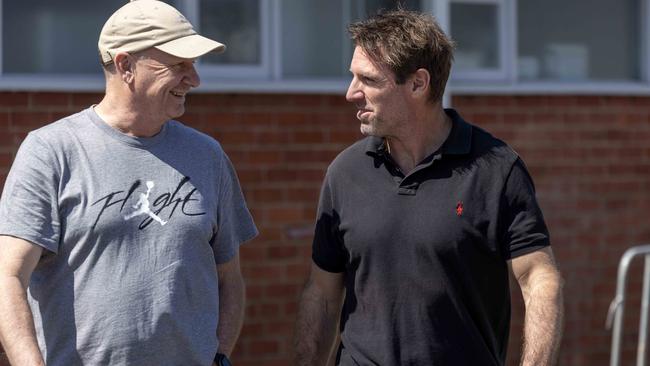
607 244 650 366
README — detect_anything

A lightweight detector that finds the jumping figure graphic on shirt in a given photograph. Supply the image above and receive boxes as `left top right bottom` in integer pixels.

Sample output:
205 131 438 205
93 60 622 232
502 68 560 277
123 181 167 226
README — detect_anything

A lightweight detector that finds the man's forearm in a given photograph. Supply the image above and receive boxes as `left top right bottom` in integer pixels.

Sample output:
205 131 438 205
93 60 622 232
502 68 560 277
519 270 564 366
0 276 45 366
216 274 245 357
294 280 342 366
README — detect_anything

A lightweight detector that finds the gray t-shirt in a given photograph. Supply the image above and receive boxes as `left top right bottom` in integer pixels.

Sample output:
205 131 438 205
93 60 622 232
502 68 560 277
0 107 258 365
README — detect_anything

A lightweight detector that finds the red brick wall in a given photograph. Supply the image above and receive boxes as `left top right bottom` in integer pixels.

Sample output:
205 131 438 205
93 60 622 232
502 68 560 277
0 92 649 366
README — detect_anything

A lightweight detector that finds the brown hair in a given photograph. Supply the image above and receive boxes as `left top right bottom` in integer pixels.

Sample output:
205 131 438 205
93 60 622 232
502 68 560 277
348 9 454 102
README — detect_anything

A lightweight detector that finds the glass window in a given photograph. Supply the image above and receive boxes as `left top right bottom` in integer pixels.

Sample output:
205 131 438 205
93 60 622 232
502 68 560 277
280 0 424 79
1 0 648 91
353 0 424 18
199 0 260 65
518 0 640 81
450 3 500 71
281 1 348 78
3 0 123 74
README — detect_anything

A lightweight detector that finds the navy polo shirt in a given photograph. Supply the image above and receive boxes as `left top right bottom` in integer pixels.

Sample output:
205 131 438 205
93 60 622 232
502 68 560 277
312 109 550 365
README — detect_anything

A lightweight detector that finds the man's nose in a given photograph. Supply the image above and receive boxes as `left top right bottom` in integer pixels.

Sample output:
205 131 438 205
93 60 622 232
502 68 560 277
346 78 363 102
184 63 200 88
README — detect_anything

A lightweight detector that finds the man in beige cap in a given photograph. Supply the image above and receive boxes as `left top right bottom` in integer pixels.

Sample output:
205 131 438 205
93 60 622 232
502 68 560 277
0 1 257 365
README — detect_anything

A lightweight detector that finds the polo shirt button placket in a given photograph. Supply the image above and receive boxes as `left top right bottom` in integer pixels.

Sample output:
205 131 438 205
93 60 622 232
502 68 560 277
397 180 420 195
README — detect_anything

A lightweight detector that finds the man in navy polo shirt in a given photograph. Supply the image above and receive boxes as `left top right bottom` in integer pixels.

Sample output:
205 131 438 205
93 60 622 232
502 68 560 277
295 9 563 366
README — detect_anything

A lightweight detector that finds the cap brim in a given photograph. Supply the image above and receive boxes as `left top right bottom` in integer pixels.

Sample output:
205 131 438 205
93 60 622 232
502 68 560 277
154 34 226 59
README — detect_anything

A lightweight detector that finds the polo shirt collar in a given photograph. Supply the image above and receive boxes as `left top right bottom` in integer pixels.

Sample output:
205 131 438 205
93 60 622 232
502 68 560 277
440 108 472 155
365 108 472 157
365 136 387 157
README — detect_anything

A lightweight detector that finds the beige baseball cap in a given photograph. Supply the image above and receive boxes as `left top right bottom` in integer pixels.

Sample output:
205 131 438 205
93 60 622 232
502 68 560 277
98 0 225 65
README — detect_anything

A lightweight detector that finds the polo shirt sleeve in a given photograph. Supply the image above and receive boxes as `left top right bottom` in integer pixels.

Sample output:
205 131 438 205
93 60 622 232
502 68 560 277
312 170 348 273
500 157 550 259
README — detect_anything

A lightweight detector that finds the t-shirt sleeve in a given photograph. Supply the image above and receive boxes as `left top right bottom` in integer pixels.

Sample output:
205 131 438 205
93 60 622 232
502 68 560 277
211 150 257 264
312 170 348 273
500 157 550 259
0 133 61 253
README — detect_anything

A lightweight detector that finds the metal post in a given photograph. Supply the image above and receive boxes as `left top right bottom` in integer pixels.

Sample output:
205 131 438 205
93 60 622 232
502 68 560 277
607 244 650 366
638 255 650 365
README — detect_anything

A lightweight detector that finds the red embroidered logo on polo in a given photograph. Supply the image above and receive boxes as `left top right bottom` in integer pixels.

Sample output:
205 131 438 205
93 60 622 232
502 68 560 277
456 201 464 216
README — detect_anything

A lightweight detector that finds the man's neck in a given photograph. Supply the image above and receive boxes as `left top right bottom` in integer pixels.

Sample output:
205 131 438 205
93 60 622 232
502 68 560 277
94 97 165 138
385 108 451 174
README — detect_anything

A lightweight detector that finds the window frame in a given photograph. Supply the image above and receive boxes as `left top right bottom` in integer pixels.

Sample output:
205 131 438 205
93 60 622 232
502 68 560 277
447 0 512 82
179 0 275 80
0 0 649 95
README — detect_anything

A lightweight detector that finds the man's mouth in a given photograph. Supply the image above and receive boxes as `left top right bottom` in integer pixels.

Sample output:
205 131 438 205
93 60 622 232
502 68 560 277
170 91 186 97
357 109 371 117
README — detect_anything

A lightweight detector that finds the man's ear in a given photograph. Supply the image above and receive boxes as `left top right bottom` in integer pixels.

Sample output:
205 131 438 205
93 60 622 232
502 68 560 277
114 52 135 83
410 68 430 99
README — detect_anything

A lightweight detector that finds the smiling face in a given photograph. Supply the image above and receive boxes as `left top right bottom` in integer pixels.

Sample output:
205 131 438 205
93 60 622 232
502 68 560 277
345 46 411 138
132 48 200 123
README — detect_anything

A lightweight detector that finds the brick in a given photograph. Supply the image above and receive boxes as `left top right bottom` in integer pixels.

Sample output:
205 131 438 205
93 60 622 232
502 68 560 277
9 111 51 131
284 224 316 240
245 284 265 300
241 322 265 335
240 244 267 261
236 359 288 366
266 207 306 223
247 340 280 356
267 245 299 259
249 187 286 203
240 112 274 124
202 112 240 126
546 95 578 107
284 301 299 315
512 95 543 107
265 168 325 183
247 151 284 165
324 94 352 108
290 130 326 144
285 263 310 277
216 130 254 144
253 130 291 144
70 93 103 108
265 284 301 298
286 94 328 108
472 113 499 125
313 111 357 126
286 188 320 203
575 96 605 107
254 228 283 242
259 303 281 317
235 168 264 183
288 149 340 164
328 130 359 144
0 92 29 108
29 92 70 108
0 92 647 366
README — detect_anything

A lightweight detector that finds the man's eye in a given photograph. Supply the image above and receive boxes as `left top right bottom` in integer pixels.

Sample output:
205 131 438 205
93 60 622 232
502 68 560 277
168 63 187 72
